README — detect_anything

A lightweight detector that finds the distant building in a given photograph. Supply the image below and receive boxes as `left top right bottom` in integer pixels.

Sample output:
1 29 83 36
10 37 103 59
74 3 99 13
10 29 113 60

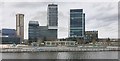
1 28 20 44
47 4 58 29
85 31 98 42
2 28 17 37
28 21 39 43
0 30 1 37
38 26 57 41
28 4 58 43
1 37 20 44
70 9 85 38
28 21 57 43
44 41 76 47
16 14 24 42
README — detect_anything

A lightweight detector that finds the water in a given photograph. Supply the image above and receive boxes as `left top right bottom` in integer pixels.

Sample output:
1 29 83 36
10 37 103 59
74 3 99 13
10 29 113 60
2 51 119 59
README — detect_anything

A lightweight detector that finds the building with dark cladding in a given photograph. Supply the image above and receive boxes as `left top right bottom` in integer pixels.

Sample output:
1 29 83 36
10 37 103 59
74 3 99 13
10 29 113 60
28 21 57 43
28 4 58 43
47 4 58 28
2 28 17 37
28 21 39 43
38 26 57 41
1 37 20 44
1 28 20 44
85 31 98 42
70 9 85 38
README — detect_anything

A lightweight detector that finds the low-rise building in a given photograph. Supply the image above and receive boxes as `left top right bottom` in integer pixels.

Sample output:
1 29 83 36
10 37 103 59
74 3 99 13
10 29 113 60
2 28 17 37
1 28 20 44
1 37 20 44
28 21 57 43
85 31 98 42
44 41 76 47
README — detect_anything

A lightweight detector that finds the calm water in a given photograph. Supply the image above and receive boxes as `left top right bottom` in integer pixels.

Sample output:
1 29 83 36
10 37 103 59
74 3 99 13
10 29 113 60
2 51 119 59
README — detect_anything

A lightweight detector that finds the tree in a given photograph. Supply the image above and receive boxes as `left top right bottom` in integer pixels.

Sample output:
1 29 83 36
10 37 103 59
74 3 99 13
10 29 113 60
106 37 110 45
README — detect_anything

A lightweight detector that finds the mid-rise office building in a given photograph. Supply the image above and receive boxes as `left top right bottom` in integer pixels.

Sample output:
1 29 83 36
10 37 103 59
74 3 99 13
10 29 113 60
47 4 58 29
85 31 98 42
1 28 20 44
2 28 17 37
28 21 39 43
38 26 57 40
1 37 20 44
28 21 57 43
28 4 58 43
70 9 85 38
16 14 24 42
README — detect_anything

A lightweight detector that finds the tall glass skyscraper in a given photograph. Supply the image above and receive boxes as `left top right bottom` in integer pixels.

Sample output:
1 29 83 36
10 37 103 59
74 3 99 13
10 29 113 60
47 4 58 29
70 9 85 38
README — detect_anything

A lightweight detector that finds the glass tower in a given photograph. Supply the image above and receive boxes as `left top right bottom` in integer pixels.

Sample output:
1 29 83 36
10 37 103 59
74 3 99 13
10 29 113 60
47 4 58 29
70 9 85 38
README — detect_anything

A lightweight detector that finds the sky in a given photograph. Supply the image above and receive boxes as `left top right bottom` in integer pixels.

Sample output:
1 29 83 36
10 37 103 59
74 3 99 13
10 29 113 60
0 1 119 39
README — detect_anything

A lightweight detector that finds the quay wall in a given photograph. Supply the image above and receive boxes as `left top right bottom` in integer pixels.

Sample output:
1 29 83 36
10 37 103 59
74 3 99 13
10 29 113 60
0 46 119 53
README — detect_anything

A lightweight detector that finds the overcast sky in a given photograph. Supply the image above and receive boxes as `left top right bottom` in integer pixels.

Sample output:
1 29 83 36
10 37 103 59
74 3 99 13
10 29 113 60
0 1 118 39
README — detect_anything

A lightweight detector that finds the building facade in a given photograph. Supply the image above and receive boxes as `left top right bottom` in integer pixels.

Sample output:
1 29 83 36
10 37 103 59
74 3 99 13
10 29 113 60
28 4 58 43
16 14 24 42
28 21 39 43
1 37 20 44
70 9 85 38
28 21 57 43
47 4 58 29
38 26 57 41
0 30 1 37
1 28 20 44
2 28 17 37
44 41 76 47
85 31 98 42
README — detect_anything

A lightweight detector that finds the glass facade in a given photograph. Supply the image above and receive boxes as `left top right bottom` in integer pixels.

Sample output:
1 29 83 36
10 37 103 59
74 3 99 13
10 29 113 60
2 29 17 37
28 21 57 43
70 9 85 37
38 26 57 40
1 37 20 44
28 21 39 43
47 4 58 27
1 28 20 44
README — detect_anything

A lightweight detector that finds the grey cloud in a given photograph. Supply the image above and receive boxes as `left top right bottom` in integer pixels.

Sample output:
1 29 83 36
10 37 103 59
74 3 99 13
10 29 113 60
97 13 118 21
87 10 117 22
87 3 117 21
31 11 47 26
10 2 48 8
93 3 115 10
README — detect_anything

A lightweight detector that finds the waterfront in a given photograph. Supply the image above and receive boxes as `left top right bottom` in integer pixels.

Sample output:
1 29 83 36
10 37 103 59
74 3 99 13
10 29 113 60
1 46 119 53
2 51 119 59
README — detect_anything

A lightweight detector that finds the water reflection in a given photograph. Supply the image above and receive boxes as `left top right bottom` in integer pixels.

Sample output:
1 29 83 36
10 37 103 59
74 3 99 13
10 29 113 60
2 51 118 59
57 52 71 59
